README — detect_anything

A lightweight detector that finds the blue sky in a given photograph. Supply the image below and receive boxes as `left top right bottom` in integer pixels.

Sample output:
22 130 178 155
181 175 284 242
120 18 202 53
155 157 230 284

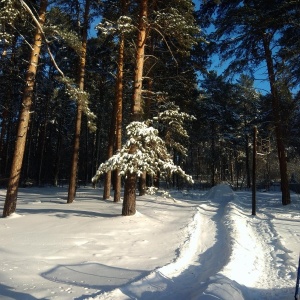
192 0 271 94
90 0 271 95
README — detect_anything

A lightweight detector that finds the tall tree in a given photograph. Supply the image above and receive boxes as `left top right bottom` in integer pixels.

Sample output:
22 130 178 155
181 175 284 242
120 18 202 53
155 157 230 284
99 0 130 202
67 0 91 203
122 0 148 216
113 0 129 203
236 75 260 188
199 0 292 204
197 72 241 186
3 0 48 217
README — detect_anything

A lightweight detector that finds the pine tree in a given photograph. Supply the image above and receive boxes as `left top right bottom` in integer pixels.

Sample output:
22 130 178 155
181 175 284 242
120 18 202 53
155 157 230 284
92 121 193 198
121 0 148 216
67 0 91 204
199 0 292 204
236 75 260 188
3 0 48 217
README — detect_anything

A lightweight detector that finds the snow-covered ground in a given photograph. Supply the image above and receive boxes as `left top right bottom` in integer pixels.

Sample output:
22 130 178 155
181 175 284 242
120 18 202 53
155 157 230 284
0 184 299 299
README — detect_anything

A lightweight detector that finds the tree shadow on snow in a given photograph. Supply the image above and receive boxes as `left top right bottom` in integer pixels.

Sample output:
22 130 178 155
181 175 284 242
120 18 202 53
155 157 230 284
40 262 148 299
109 271 295 300
15 208 119 219
0 283 40 300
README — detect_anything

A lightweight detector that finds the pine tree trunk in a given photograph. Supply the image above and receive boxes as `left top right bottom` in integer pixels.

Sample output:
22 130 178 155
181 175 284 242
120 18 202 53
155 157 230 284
1 35 17 180
114 25 126 203
211 133 216 187
139 77 153 195
262 35 290 205
37 95 50 186
122 172 136 216
139 172 147 196
37 118 47 186
245 134 251 188
68 0 90 203
104 1 128 202
2 0 48 217
103 117 114 200
0 106 8 177
122 0 148 216
53 123 62 187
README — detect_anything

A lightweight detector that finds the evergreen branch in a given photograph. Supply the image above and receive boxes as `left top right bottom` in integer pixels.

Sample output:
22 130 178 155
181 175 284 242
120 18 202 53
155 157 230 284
10 24 34 50
152 27 178 66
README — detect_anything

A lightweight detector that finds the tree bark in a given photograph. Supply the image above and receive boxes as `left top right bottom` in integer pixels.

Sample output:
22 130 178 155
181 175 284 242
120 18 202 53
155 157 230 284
3 0 48 217
122 172 136 216
211 130 216 187
113 15 126 202
245 134 251 188
0 105 9 178
139 77 153 195
122 0 148 216
103 113 115 200
37 94 50 186
104 0 129 202
139 173 147 196
68 0 90 203
262 34 290 205
53 119 63 187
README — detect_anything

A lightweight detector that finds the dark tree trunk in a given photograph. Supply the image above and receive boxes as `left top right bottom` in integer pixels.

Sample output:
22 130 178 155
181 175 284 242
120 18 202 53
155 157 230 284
122 0 148 216
3 0 48 217
53 118 63 186
122 172 136 216
139 173 147 196
68 0 90 203
103 113 115 200
37 95 50 186
114 6 126 202
0 106 9 178
37 118 47 186
262 34 290 205
103 0 129 201
245 134 251 188
211 134 216 187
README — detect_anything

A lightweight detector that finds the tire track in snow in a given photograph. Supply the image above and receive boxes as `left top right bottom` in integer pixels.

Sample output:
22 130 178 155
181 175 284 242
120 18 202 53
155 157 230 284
111 184 235 300
188 184 240 299
238 209 297 299
84 184 241 300
219 192 297 300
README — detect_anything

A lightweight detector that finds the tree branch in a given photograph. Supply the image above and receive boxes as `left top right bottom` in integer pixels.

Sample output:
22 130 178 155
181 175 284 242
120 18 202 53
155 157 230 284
19 0 65 77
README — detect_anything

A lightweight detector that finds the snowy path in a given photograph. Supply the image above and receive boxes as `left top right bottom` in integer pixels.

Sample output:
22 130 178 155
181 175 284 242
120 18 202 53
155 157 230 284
92 184 243 300
90 184 298 300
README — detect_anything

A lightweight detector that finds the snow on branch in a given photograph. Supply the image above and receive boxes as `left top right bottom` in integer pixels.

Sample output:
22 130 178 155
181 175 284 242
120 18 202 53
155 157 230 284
59 77 97 132
0 0 24 46
151 101 196 157
96 16 135 36
92 121 193 184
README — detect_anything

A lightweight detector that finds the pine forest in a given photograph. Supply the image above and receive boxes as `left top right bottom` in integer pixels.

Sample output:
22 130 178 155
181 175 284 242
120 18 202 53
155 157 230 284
1 0 300 217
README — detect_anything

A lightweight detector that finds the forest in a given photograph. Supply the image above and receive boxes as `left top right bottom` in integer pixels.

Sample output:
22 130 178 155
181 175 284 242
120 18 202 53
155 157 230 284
0 0 300 216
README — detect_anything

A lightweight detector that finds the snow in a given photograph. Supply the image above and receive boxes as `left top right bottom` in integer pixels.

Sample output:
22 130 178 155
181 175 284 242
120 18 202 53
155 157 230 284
0 183 299 300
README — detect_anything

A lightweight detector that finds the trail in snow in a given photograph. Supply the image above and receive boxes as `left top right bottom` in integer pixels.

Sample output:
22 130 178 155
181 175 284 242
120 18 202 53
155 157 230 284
0 184 298 300
89 184 298 300
88 184 237 300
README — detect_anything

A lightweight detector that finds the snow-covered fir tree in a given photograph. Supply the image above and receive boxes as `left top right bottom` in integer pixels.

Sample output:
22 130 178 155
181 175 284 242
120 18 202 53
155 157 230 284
92 121 193 186
150 101 196 157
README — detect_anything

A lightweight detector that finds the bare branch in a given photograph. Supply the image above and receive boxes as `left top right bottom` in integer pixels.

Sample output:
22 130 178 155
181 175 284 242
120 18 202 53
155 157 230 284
152 27 178 66
19 0 65 77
